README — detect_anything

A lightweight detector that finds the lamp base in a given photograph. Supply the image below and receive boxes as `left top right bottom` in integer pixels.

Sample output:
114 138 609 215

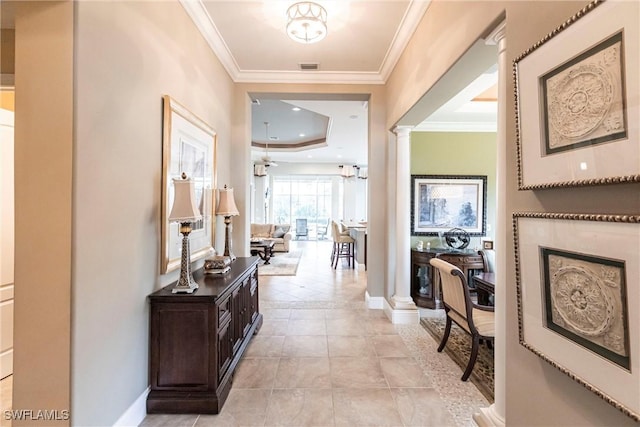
223 215 236 262
172 279 198 294
172 222 199 293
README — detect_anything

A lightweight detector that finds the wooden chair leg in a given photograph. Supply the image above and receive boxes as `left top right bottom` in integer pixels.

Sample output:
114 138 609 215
350 242 354 268
462 334 480 381
437 316 452 353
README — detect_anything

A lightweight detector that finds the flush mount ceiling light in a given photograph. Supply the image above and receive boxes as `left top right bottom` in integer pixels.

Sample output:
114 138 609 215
286 2 327 44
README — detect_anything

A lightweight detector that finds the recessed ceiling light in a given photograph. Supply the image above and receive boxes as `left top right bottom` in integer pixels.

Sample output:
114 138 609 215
337 154 342 158
307 155 312 158
292 107 301 111
299 133 305 137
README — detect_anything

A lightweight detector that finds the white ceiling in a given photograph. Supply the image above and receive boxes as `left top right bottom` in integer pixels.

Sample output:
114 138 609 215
184 0 430 83
3 1 497 166
181 0 437 166
252 98 369 165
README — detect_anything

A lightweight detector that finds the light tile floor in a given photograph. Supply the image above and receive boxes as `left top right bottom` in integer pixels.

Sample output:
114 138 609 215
0 240 489 427
141 240 489 427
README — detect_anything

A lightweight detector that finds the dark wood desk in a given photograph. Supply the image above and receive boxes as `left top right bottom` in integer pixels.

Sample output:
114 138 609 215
473 272 495 306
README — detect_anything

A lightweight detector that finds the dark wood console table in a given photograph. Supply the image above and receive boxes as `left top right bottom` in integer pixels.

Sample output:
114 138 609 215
411 249 485 309
147 257 262 414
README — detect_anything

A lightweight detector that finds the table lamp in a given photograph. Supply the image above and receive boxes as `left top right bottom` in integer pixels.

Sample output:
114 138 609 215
217 185 239 261
169 173 202 293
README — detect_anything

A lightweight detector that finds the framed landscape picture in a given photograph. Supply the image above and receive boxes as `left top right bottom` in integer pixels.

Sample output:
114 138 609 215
161 95 217 274
411 175 486 236
514 0 640 189
513 213 639 421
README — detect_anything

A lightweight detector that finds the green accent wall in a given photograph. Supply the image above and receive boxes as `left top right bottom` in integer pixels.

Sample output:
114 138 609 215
410 131 497 248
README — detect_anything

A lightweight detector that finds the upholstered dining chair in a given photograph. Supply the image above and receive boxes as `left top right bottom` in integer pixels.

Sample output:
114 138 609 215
316 218 329 240
429 257 495 381
330 220 354 269
295 218 308 240
478 249 495 273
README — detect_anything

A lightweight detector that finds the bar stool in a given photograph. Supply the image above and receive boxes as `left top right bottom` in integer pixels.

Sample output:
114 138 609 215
331 221 354 269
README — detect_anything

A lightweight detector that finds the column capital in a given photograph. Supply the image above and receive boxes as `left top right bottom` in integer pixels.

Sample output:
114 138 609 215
393 125 413 137
484 21 506 46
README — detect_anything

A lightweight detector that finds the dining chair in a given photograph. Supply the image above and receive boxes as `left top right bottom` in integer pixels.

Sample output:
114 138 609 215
478 249 496 305
429 257 495 381
295 218 308 240
330 220 354 269
478 249 495 273
316 218 329 240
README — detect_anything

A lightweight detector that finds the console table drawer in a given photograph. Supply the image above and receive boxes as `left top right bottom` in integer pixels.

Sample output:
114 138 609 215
217 294 232 326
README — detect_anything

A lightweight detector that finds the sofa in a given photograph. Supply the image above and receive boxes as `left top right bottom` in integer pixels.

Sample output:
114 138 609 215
250 223 292 253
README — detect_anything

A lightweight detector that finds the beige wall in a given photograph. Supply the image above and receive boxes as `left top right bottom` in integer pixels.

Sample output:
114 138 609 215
12 1 235 423
71 1 233 425
13 2 74 426
390 1 640 425
503 2 639 424
386 1 503 128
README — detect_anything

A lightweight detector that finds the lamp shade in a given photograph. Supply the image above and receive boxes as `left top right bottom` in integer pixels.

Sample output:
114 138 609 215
254 164 267 177
169 174 202 222
340 165 355 178
217 186 239 216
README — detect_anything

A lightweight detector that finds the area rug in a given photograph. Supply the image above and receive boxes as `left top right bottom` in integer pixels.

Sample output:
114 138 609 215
257 250 302 276
421 315 494 402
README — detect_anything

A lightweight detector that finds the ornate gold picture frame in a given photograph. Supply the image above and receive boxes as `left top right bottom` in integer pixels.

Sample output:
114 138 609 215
513 212 639 421
514 0 640 189
161 95 217 274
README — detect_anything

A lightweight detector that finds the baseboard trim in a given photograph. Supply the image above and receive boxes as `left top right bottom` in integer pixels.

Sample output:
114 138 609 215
0 349 12 380
113 387 149 427
365 291 384 309
473 405 505 427
383 298 420 324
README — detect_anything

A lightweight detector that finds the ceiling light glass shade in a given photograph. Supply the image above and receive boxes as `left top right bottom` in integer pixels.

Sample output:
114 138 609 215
286 2 327 44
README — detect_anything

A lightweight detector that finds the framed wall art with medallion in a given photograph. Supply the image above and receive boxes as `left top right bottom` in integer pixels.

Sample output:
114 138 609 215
161 95 217 274
513 212 639 421
514 0 640 189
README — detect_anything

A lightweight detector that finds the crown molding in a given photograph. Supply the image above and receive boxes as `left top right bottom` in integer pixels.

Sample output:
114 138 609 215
179 0 240 82
181 0 428 85
379 0 431 81
413 120 497 133
233 70 385 85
